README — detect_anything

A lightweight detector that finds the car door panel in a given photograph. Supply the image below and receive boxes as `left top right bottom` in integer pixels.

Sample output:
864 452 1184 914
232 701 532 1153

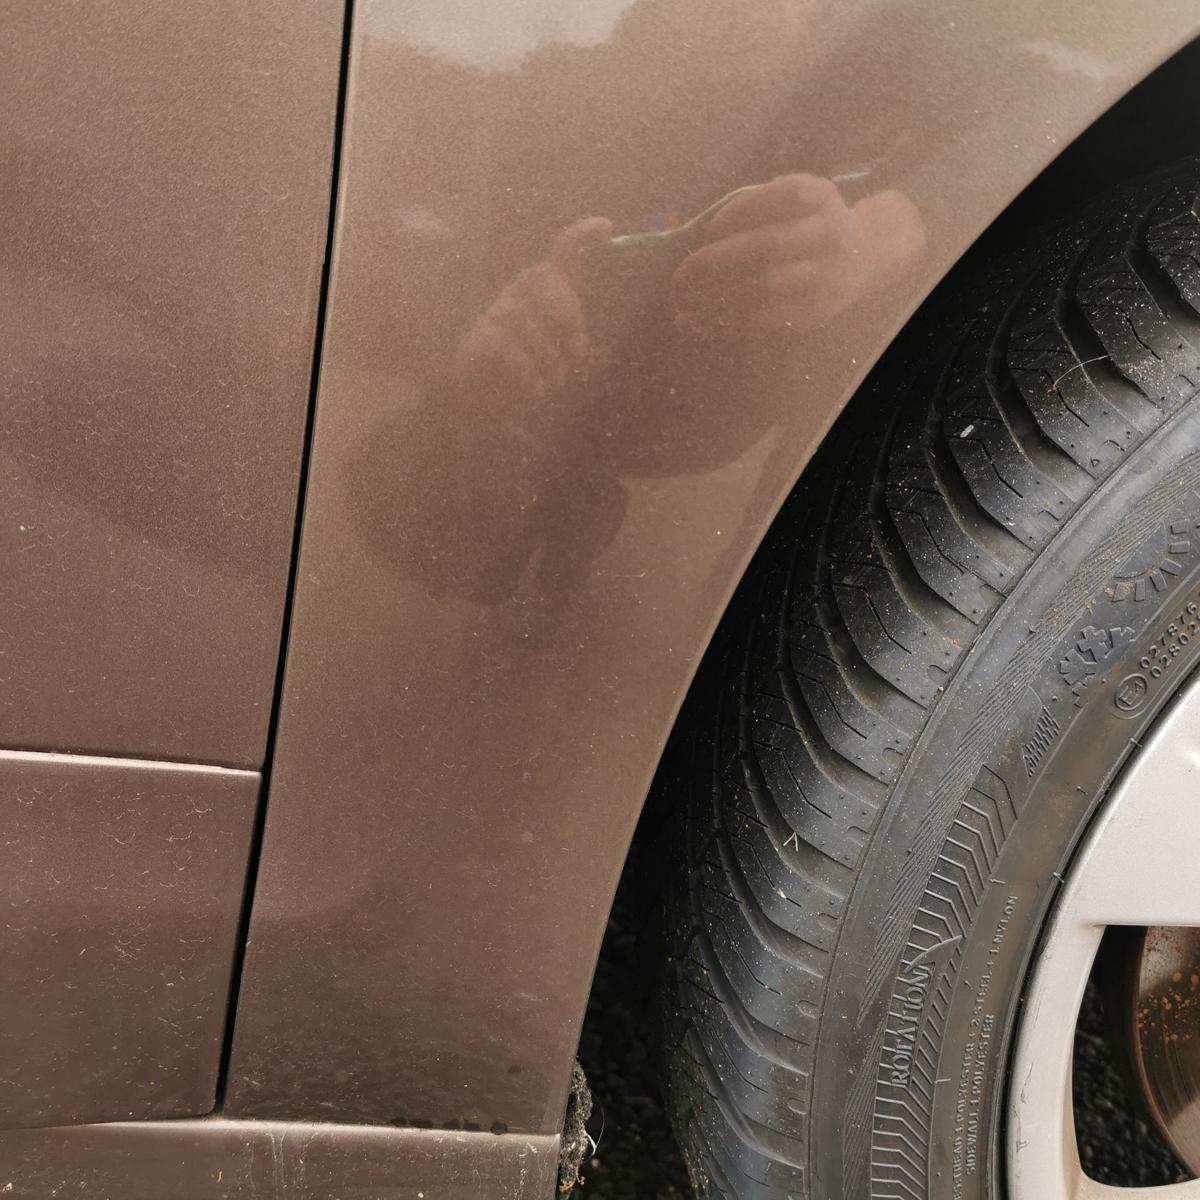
0 0 341 1147
0 753 258 1129
1 0 342 768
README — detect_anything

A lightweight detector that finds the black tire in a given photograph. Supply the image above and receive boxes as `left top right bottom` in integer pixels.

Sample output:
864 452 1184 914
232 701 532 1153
658 158 1200 1199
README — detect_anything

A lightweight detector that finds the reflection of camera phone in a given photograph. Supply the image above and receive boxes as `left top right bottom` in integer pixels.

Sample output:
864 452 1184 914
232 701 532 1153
580 186 755 344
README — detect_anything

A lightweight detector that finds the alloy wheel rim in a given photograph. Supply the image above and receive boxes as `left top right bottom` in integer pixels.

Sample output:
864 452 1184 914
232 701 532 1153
1008 671 1200 1198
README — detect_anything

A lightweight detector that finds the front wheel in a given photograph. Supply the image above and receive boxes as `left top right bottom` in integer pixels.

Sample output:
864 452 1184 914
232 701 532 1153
658 157 1200 1199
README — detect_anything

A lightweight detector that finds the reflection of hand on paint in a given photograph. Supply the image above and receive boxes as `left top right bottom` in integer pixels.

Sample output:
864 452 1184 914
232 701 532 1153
672 173 924 332
454 217 613 401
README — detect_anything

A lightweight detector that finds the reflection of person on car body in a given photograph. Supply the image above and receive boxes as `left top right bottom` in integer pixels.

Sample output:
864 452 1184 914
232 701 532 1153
452 174 924 401
672 173 924 333
357 174 925 610
453 217 613 402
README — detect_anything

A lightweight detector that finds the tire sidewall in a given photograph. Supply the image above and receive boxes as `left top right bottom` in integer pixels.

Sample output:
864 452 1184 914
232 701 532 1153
810 407 1200 1199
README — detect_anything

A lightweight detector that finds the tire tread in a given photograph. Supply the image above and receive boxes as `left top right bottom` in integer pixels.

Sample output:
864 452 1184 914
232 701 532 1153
660 161 1200 1198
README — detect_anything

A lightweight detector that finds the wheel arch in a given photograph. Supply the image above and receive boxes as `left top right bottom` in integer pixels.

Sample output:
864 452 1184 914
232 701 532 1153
223 3 1200 1155
583 18 1200 1086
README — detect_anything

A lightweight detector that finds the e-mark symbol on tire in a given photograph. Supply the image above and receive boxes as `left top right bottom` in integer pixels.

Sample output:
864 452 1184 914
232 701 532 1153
1114 673 1149 713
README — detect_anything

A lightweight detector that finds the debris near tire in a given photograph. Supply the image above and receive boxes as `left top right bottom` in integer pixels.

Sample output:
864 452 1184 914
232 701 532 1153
577 897 693 1198
558 1062 594 1194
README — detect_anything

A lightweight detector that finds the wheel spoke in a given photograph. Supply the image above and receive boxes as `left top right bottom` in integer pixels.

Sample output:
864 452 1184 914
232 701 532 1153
1081 1180 1200 1198
1063 694 1200 930
1009 922 1100 1200
1010 674 1200 1198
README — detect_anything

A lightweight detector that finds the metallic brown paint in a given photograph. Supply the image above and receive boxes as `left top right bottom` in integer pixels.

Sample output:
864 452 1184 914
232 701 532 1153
0 1120 557 1199
10 0 1200 1194
0 752 258 1129
1 0 342 767
226 0 1200 1143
